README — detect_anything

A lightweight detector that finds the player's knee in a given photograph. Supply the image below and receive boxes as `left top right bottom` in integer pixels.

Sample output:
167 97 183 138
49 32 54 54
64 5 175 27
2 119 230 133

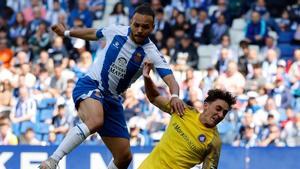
85 116 103 133
118 151 132 166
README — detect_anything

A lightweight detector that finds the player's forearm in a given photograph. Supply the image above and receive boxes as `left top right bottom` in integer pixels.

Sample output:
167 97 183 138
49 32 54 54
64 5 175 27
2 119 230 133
163 74 180 96
143 76 160 103
69 28 98 41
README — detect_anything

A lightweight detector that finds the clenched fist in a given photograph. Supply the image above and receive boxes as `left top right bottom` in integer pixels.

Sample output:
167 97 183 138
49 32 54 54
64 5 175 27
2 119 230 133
51 23 67 37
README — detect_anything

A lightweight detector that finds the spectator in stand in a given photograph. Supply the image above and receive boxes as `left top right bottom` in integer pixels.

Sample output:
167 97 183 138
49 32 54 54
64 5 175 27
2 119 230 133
0 116 18 145
123 88 142 121
49 63 75 97
46 0 67 26
288 49 300 84
51 104 73 137
10 86 37 135
0 80 14 111
151 30 165 50
214 48 231 74
108 2 129 26
170 12 190 39
87 0 106 20
254 97 280 127
260 36 280 60
233 124 258 147
261 49 278 83
153 8 171 38
69 51 92 78
171 34 199 70
0 39 13 69
212 35 237 65
287 0 300 25
210 0 230 25
20 128 43 145
191 9 211 46
22 0 46 24
259 123 284 147
9 12 27 42
26 6 49 38
210 13 229 45
245 63 266 91
292 25 300 45
281 112 300 146
275 9 292 32
68 0 93 28
217 61 246 94
245 11 268 46
249 0 269 20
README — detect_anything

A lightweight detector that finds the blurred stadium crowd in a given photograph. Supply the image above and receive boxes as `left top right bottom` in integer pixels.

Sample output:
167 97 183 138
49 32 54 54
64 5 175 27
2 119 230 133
0 0 300 147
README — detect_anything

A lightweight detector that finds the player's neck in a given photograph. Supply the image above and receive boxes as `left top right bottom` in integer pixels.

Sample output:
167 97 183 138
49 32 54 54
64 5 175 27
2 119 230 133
199 113 214 128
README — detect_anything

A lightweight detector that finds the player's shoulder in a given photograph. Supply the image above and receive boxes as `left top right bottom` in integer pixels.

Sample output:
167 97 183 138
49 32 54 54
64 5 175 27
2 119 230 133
143 40 161 56
106 24 130 36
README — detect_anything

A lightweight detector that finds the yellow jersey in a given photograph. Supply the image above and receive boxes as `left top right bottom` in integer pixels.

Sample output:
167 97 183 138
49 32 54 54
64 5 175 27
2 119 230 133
138 106 221 169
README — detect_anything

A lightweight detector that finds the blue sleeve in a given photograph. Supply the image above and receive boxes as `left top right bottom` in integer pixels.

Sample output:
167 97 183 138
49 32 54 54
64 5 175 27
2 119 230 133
156 68 173 78
96 28 104 39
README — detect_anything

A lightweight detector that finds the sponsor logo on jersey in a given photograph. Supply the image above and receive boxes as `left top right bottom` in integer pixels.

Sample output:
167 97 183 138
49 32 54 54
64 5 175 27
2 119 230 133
198 134 206 143
109 57 127 78
133 52 142 62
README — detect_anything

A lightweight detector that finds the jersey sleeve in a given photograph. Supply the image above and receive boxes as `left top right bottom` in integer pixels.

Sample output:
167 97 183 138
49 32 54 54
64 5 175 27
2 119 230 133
150 48 173 78
96 24 119 40
201 136 221 169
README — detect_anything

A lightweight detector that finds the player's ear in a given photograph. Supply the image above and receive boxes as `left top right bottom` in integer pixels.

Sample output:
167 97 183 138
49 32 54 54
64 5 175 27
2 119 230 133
203 102 208 110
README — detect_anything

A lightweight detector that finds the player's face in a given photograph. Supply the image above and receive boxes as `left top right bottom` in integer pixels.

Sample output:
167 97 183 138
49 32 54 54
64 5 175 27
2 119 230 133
203 99 229 127
130 13 154 44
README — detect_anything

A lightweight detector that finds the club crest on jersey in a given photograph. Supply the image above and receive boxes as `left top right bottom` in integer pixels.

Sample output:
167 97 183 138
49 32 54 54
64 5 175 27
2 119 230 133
113 41 120 48
198 134 206 143
133 52 142 62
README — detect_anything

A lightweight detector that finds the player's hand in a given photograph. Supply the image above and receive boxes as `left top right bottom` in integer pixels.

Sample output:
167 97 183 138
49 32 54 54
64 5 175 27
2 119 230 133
170 96 185 116
143 60 153 78
51 23 67 37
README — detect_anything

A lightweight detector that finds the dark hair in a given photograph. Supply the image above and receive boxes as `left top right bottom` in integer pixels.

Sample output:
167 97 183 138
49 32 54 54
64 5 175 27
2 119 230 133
133 3 155 20
111 2 126 15
204 89 236 109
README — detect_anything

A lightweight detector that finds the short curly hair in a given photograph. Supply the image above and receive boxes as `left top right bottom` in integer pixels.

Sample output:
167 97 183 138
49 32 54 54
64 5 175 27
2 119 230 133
204 89 236 109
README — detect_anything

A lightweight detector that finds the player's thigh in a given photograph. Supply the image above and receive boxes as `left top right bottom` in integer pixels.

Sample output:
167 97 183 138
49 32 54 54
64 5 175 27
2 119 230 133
102 136 132 160
77 98 104 132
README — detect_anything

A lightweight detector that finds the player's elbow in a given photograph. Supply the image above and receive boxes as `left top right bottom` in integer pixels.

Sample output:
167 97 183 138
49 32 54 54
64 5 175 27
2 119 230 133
146 94 157 103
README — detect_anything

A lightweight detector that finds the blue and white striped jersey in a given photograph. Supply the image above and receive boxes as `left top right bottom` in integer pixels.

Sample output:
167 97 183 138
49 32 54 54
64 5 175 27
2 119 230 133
86 25 172 95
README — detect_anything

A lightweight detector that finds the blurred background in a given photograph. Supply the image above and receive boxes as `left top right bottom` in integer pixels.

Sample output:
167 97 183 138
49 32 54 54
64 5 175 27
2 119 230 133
0 0 299 169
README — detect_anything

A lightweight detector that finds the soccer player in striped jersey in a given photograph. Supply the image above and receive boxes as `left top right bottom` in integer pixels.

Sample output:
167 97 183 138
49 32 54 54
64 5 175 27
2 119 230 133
39 4 184 169
139 61 236 169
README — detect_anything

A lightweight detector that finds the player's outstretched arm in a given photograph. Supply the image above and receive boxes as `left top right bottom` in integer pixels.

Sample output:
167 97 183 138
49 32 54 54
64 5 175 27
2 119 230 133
51 23 98 41
143 61 172 113
201 139 221 169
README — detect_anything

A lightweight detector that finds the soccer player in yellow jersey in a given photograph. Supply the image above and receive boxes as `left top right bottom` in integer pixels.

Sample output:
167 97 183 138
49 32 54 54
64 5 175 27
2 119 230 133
138 61 236 169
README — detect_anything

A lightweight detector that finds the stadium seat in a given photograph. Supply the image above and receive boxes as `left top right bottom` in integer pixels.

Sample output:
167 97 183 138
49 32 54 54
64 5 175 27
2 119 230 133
35 123 50 142
39 109 54 122
229 29 245 45
278 31 294 44
20 121 35 134
249 45 260 54
197 45 213 70
37 98 56 109
232 18 247 31
278 44 295 59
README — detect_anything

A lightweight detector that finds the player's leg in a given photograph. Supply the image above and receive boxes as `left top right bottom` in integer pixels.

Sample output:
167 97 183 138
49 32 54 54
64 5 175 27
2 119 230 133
39 76 104 169
98 95 132 169
51 98 104 160
39 98 104 169
103 137 132 169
